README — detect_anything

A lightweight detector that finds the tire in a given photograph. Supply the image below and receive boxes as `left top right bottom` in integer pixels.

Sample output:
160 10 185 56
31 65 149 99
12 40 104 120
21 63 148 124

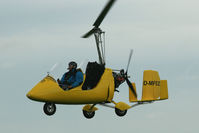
115 108 127 117
43 103 56 116
83 110 95 119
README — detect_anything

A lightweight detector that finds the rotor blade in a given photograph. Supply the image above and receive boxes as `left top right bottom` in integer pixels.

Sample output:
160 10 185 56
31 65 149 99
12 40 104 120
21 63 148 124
125 77 137 98
126 49 133 74
93 0 116 28
50 63 59 72
82 28 96 38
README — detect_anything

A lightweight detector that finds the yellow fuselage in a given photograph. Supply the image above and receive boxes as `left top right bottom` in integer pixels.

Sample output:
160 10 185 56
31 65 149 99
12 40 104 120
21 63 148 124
27 68 115 104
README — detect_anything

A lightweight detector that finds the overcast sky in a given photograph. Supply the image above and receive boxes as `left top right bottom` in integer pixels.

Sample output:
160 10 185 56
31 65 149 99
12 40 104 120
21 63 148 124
0 0 199 132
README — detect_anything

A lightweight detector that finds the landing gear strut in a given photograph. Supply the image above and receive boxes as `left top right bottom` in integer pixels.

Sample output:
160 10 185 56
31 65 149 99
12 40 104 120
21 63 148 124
43 103 56 116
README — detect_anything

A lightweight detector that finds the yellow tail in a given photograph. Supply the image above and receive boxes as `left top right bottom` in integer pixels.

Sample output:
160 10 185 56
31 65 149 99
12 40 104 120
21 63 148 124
129 70 168 102
159 80 168 100
141 70 168 101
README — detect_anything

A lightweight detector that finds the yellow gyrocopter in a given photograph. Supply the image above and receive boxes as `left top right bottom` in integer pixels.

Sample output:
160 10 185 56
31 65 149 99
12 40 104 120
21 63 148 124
26 0 168 119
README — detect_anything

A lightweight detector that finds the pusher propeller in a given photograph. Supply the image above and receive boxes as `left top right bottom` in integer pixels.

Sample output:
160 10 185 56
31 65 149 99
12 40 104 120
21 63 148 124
113 50 137 97
82 0 116 38
124 49 137 98
125 75 137 98
126 49 133 74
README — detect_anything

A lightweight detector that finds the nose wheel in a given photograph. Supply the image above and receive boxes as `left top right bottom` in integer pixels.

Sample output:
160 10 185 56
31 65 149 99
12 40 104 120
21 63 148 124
83 110 95 119
43 103 56 116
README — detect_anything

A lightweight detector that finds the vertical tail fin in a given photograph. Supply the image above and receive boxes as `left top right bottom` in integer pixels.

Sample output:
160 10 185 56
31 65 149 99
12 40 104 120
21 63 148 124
141 70 160 101
141 70 168 101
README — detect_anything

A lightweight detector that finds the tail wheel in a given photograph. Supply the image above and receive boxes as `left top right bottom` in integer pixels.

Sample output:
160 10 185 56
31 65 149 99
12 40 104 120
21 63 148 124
83 110 95 119
43 103 56 116
115 108 127 117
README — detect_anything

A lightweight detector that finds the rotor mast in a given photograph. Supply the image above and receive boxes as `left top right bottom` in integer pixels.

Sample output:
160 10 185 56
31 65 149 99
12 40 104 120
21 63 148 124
82 0 116 65
94 28 105 65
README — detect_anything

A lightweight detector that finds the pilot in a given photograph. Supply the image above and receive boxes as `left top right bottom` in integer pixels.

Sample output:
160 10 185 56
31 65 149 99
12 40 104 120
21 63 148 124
57 61 84 90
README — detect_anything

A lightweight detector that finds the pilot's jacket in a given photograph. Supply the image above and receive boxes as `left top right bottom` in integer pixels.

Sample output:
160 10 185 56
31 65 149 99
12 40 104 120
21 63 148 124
60 69 83 88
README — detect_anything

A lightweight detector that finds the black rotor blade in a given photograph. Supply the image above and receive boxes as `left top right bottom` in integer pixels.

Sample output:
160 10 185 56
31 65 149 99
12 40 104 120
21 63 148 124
93 0 116 28
82 28 96 38
125 77 137 98
126 49 133 74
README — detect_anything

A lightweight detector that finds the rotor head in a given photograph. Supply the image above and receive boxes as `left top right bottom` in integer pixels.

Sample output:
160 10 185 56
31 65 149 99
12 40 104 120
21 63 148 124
82 0 116 38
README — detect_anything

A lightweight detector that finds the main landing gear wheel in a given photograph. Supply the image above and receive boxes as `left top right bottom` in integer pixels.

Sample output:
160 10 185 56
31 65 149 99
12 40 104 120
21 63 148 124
83 110 95 119
43 103 56 116
115 108 127 117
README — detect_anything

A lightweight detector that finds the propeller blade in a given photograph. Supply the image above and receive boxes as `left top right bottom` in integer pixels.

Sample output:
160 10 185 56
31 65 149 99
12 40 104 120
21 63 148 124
125 77 137 98
47 62 60 76
93 0 116 28
82 28 96 38
126 49 133 74
50 63 59 72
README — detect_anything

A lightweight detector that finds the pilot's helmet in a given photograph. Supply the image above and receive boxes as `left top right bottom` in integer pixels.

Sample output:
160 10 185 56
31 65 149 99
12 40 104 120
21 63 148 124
68 61 77 69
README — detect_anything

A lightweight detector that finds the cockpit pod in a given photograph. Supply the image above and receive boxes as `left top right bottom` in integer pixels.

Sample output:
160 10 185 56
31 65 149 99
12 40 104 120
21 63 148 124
26 68 115 104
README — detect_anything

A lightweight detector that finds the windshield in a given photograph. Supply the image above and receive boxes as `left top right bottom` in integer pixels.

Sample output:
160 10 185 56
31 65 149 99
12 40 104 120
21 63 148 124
47 59 89 79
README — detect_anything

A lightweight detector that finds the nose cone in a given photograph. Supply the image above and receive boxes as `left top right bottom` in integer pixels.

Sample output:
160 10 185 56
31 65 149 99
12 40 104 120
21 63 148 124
26 87 42 101
26 91 31 99
26 75 60 102
26 79 48 102
26 91 34 100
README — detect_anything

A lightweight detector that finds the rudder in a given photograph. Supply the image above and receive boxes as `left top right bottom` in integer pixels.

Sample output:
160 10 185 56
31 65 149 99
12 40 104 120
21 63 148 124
160 80 168 100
